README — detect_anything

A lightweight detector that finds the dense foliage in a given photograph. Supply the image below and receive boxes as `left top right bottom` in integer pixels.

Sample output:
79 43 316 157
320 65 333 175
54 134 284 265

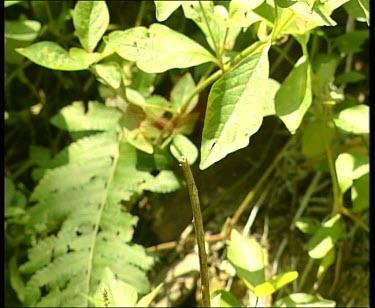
5 0 369 307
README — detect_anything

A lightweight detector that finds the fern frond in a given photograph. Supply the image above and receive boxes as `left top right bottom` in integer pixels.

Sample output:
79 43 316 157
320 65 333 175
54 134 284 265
21 132 161 307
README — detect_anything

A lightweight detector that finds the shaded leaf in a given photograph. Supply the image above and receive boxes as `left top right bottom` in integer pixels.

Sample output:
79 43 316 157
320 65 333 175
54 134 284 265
301 120 335 158
273 293 336 307
171 73 198 114
210 290 242 307
5 20 41 41
275 55 312 134
170 134 198 165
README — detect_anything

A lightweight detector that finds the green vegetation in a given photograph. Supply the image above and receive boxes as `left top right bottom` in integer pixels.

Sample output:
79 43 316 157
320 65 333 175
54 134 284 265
5 0 369 307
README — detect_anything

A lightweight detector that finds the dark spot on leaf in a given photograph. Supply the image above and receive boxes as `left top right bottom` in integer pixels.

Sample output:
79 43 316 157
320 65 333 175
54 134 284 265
76 230 82 236
150 170 160 177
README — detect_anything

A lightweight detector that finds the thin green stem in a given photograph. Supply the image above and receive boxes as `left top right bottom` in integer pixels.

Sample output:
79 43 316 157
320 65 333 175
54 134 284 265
135 1 146 27
179 157 210 308
227 134 297 233
198 1 224 71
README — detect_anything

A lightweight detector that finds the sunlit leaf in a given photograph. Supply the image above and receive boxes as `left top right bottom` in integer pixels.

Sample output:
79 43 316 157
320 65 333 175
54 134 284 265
72 0 109 52
227 229 266 290
16 42 100 71
210 290 242 307
5 20 41 41
200 44 270 170
154 1 184 21
170 134 198 165
307 214 345 259
334 104 369 134
93 62 122 89
255 271 298 297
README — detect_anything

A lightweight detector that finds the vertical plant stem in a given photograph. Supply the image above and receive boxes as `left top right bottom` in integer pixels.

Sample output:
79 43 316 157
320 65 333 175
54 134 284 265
179 156 211 307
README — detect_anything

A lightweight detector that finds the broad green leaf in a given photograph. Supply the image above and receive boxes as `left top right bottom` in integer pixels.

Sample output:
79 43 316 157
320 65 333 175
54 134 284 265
16 42 100 71
137 23 215 73
335 71 366 85
254 271 298 297
333 104 369 134
273 293 336 307
200 44 270 170
108 24 214 73
262 79 280 117
93 62 122 89
210 290 242 307
89 267 138 307
171 73 198 114
124 129 153 154
357 0 369 25
311 53 341 98
335 153 369 193
136 283 163 307
333 30 368 53
51 101 122 132
227 229 266 290
295 217 320 234
343 0 368 23
211 293 222 307
72 0 109 52
275 55 312 134
5 0 23 7
154 1 184 21
106 27 151 62
351 173 369 213
317 248 335 279
301 120 335 158
170 134 198 165
308 214 345 259
5 20 41 41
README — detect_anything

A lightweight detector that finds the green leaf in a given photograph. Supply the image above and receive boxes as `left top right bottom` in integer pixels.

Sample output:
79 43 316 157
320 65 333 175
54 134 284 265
210 290 242 307
200 44 270 170
227 229 266 290
254 271 298 297
301 120 335 158
333 30 368 53
170 134 198 165
334 104 369 134
154 1 184 21
94 267 138 307
136 283 163 307
50 101 122 132
343 0 368 23
72 0 109 52
171 73 198 114
317 248 335 279
20 132 155 306
93 62 122 89
106 27 151 62
4 0 23 7
262 78 280 117
295 217 321 234
351 173 369 213
357 0 369 25
275 55 312 134
273 293 336 307
16 42 100 71
124 129 154 154
5 20 41 41
335 153 369 194
108 24 214 73
335 71 366 85
137 23 215 73
307 214 345 259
